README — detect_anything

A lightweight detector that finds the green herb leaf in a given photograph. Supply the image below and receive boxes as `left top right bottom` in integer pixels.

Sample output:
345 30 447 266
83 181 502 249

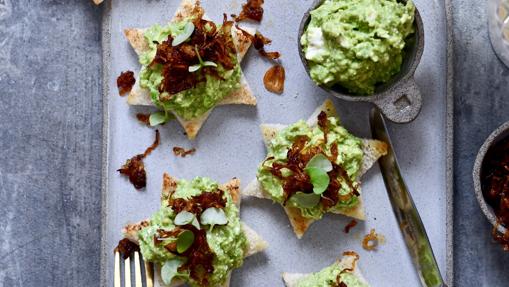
161 259 184 285
200 207 228 230
149 111 168 126
305 167 330 194
202 61 217 67
191 216 201 230
174 211 195 226
172 22 195 46
288 192 321 208
306 154 333 172
176 230 195 253
188 64 202 73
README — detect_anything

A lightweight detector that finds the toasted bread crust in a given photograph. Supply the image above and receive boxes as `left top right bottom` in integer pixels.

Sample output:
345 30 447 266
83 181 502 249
283 206 314 239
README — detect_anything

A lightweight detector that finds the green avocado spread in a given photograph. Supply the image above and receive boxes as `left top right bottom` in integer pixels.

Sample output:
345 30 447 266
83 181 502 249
296 262 368 287
257 116 364 219
138 177 247 287
139 19 242 120
300 0 415 95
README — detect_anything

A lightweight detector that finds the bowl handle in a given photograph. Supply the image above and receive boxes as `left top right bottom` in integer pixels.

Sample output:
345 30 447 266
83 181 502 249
374 77 422 123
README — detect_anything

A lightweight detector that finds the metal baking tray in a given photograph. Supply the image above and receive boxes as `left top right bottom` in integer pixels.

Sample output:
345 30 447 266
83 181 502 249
100 0 454 285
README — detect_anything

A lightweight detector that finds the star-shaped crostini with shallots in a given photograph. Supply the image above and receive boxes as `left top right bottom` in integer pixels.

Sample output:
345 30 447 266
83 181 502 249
122 173 268 287
243 99 388 238
121 0 257 140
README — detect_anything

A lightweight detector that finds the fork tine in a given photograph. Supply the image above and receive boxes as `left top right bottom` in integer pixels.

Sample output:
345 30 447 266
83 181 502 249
134 252 142 287
125 256 131 287
114 252 121 287
144 261 154 287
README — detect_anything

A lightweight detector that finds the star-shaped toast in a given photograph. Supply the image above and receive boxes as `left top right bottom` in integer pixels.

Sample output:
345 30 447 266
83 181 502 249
123 0 257 140
282 252 369 286
242 99 388 238
123 173 268 287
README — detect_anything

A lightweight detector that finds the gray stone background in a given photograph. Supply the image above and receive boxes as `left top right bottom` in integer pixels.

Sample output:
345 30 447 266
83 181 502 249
0 0 507 286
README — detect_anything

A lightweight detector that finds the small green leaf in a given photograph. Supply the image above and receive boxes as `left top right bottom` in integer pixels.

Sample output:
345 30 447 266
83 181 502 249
202 61 217 67
176 230 195 253
149 111 167 126
174 211 195 226
161 259 184 285
200 207 228 230
191 216 201 230
188 64 202 73
306 154 333 172
306 167 330 195
172 22 195 46
288 192 321 208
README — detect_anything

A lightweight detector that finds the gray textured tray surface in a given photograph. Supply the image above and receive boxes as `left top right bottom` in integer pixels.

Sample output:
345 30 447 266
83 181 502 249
100 0 453 286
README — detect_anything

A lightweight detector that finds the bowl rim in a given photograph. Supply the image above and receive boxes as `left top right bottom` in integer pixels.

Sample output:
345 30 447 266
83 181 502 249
473 120 509 234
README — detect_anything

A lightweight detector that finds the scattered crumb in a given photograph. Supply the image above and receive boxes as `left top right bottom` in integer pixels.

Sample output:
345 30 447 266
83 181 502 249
136 113 150 126
362 229 385 251
173 147 197 157
344 219 358 233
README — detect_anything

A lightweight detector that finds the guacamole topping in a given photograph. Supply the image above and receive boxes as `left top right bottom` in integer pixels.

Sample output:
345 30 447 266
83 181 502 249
139 17 242 120
296 261 368 287
301 0 415 95
138 177 247 287
257 112 364 219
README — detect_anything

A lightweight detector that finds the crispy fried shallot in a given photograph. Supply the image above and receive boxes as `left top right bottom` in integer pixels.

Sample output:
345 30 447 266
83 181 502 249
253 32 280 60
152 15 238 96
344 219 358 234
118 155 146 190
236 25 284 94
482 137 509 250
333 281 348 287
143 129 160 157
173 146 197 157
178 225 215 286
136 113 150 125
117 71 136 96
263 64 285 94
331 251 360 287
234 0 264 22
169 189 227 214
236 27 281 60
114 238 140 259
362 229 380 251
118 130 160 189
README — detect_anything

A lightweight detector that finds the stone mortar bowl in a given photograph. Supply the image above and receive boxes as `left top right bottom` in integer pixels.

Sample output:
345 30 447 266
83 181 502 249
473 121 509 234
298 0 425 123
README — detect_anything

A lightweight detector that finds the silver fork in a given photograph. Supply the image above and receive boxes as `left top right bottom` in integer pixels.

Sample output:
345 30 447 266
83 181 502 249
114 250 153 287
